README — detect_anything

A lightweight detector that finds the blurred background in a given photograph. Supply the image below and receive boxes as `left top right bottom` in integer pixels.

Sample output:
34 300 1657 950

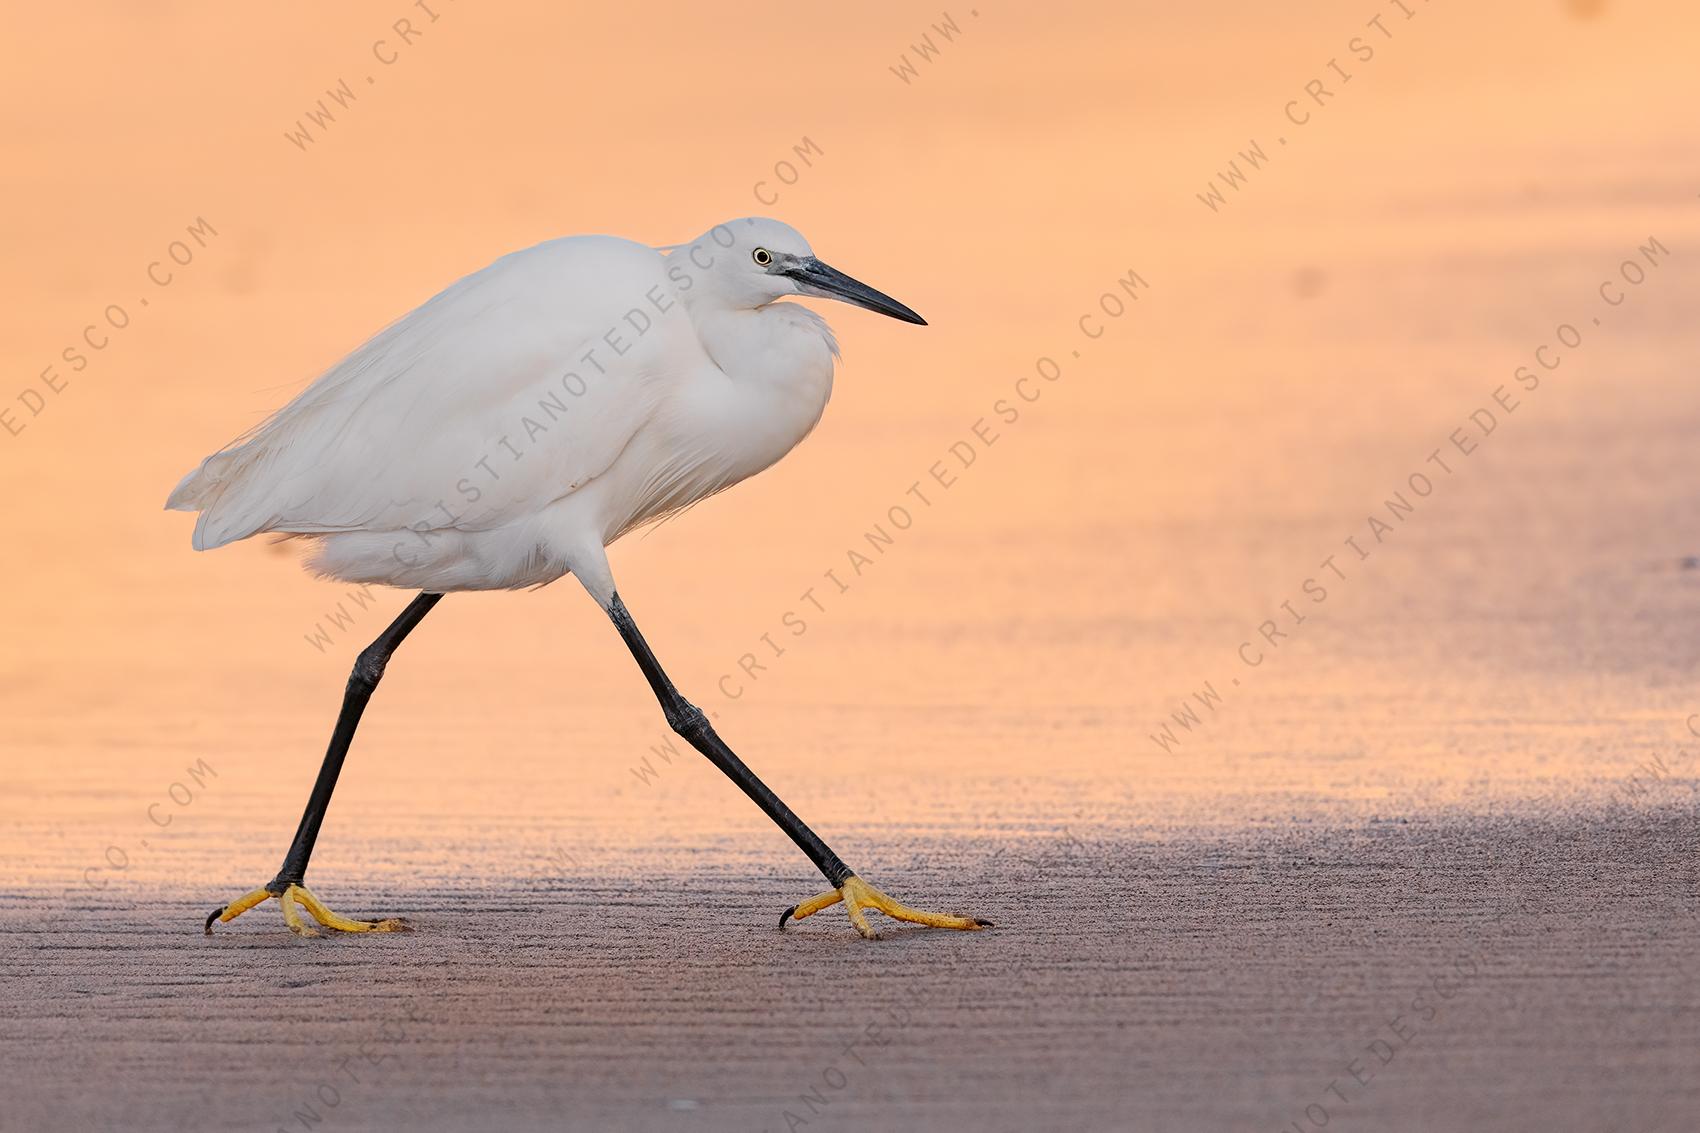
2 2 1697 1129
5 0 1696 885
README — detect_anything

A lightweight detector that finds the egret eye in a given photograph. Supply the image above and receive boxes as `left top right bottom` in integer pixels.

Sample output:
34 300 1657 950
752 247 773 267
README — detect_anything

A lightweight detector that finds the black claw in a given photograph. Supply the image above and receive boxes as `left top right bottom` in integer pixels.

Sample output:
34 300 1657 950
204 907 226 936
974 918 994 928
778 904 799 930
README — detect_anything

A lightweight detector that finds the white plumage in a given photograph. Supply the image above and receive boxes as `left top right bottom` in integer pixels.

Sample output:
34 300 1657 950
176 218 986 943
165 217 914 606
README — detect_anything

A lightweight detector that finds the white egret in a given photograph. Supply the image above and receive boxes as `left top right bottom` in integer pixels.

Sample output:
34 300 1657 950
169 217 990 940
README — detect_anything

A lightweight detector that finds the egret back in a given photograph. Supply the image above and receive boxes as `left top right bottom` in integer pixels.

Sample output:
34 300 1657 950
167 236 698 552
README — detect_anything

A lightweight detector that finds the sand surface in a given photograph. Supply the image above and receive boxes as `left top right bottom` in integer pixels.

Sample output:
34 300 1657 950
4 811 1697 1132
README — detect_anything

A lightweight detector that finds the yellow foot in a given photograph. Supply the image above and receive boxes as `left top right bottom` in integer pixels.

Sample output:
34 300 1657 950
779 874 991 940
203 883 411 938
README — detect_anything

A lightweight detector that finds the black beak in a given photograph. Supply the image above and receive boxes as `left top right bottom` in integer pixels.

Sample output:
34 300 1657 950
785 257 927 325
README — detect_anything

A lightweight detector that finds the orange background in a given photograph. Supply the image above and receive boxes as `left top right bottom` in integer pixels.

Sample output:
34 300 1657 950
2 1 1697 896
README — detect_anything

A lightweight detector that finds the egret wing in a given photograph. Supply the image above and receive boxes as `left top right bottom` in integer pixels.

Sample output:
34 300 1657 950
170 236 692 549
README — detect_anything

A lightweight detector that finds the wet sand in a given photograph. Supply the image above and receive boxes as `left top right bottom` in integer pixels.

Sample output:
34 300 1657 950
4 807 1697 1133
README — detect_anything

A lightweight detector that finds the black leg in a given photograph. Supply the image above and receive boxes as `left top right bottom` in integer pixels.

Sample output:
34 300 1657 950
267 591 443 891
607 593 854 888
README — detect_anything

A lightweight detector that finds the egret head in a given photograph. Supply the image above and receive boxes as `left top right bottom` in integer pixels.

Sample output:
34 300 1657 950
681 217 926 325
